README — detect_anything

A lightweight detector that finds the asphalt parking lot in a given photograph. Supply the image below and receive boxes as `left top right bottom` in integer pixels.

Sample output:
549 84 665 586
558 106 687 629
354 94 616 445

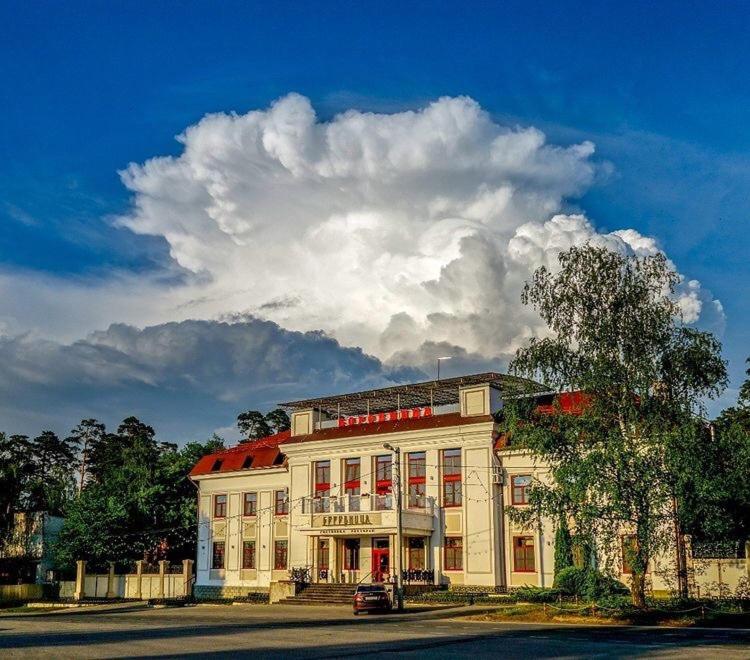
1 603 749 658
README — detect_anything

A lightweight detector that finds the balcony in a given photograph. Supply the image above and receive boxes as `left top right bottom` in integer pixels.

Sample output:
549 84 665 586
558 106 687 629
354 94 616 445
298 494 435 536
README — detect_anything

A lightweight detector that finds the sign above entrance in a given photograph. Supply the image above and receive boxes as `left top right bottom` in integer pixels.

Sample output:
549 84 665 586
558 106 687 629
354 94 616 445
338 406 432 427
322 514 375 527
310 512 384 533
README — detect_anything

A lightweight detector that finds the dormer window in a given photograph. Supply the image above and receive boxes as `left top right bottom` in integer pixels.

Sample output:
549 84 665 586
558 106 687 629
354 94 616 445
273 452 285 466
211 459 223 472
241 455 254 469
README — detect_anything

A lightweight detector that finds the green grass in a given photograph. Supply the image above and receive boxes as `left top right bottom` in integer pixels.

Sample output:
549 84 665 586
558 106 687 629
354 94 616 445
469 602 750 628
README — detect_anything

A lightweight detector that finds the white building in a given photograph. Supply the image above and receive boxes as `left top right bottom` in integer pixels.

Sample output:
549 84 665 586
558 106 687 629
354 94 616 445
189 372 750 601
190 372 562 599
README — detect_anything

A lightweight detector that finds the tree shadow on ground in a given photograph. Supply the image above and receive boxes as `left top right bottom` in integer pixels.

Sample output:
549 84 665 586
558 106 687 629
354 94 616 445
0 614 749 658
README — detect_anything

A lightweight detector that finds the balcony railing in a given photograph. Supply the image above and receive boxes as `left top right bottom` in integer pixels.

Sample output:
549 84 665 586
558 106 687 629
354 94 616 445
301 494 434 516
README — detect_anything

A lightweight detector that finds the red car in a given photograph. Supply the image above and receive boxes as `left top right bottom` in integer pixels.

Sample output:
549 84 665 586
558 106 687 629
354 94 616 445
352 584 392 614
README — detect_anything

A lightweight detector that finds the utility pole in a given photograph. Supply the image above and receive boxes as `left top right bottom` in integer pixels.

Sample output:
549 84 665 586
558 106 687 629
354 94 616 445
436 356 451 381
384 443 403 611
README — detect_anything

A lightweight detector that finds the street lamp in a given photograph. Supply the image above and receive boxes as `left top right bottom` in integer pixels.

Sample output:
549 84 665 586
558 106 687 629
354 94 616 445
436 356 452 381
383 442 403 611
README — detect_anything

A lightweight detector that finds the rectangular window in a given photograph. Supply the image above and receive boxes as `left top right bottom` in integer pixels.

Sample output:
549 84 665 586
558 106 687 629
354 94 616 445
409 537 426 570
212 541 225 569
442 448 462 507
374 455 392 510
314 460 331 512
408 452 426 508
213 494 227 518
511 475 531 505
375 454 392 491
444 537 463 571
243 492 257 517
274 540 288 570
344 538 360 570
242 540 256 569
344 457 361 497
513 536 535 572
274 490 288 515
621 535 638 575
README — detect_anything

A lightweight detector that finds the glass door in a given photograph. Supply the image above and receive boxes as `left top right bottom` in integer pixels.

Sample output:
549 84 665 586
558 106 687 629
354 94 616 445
371 537 390 582
317 538 330 582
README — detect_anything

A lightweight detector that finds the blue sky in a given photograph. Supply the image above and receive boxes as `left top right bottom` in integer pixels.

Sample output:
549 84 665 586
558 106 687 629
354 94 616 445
1 1 748 439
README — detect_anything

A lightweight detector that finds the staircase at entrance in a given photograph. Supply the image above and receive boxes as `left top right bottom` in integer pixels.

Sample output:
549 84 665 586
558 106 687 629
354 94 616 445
277 583 357 605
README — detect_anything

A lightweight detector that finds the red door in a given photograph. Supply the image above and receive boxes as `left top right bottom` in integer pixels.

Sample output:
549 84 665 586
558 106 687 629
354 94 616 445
372 538 390 582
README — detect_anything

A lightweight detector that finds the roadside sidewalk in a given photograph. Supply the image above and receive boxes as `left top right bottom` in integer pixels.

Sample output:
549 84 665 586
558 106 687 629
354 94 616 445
0 601 149 617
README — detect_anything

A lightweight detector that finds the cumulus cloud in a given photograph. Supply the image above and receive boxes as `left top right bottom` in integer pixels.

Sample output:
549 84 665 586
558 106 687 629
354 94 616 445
0 94 725 436
112 93 721 364
0 318 411 441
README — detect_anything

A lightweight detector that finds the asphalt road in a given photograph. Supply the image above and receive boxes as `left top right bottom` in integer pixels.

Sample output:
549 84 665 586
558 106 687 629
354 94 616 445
1 603 749 658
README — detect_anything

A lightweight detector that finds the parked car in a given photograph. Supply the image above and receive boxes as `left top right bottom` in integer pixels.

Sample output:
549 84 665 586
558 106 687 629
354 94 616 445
352 584 392 614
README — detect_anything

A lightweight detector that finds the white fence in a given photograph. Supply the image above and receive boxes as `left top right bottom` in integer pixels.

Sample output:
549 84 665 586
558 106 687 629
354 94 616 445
64 560 194 600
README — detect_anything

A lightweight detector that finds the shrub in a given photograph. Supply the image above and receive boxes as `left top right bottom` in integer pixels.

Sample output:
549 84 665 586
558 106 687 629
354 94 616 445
584 571 629 600
410 590 497 604
554 566 588 596
594 594 633 611
513 586 561 603
554 566 629 600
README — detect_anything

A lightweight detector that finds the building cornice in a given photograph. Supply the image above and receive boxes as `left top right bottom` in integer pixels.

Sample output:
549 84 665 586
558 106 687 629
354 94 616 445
282 419 494 458
190 465 289 482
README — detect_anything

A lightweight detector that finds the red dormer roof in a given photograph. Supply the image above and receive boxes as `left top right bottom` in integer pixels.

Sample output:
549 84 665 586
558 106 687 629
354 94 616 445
190 430 290 477
493 390 589 450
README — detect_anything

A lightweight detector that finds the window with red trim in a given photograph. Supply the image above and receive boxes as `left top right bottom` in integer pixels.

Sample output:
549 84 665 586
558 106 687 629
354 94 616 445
444 537 463 570
375 454 392 492
343 457 360 497
213 494 227 518
274 540 288 570
274 490 288 515
242 541 255 569
511 475 531 505
212 541 225 569
314 460 331 512
407 452 426 508
374 455 392 510
513 536 535 572
243 492 257 517
442 448 462 507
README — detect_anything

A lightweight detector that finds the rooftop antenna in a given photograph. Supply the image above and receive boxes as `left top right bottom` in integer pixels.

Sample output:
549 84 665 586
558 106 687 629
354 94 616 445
436 356 452 381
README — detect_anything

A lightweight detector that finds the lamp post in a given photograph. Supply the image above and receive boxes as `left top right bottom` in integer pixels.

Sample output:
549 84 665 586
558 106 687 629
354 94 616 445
383 442 403 611
436 356 452 381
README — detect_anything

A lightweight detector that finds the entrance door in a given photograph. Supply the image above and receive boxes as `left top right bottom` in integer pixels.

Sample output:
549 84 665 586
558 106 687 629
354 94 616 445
372 537 390 583
317 538 330 582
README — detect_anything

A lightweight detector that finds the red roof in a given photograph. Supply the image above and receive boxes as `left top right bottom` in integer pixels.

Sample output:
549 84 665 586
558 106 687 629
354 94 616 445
535 390 590 416
494 390 589 450
279 412 493 445
190 430 290 477
191 414 495 477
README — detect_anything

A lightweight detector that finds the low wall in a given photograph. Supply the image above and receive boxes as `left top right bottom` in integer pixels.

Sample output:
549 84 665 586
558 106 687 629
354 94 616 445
59 581 75 599
0 584 44 603
691 558 749 598
269 580 299 604
63 559 195 601
80 573 189 600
